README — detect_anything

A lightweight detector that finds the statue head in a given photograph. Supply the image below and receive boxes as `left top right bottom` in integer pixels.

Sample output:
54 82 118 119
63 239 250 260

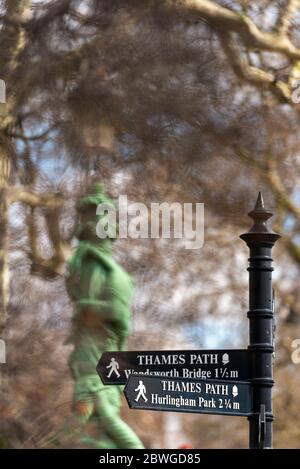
75 182 117 245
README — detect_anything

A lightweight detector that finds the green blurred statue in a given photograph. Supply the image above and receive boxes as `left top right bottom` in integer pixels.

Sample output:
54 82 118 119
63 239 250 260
65 183 144 449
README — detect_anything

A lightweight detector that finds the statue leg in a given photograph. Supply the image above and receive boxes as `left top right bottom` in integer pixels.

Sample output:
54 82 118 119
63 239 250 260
70 399 119 449
81 432 118 449
96 389 144 449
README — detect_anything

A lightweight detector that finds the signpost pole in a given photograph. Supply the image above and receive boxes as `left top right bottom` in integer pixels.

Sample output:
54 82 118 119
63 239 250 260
240 193 280 449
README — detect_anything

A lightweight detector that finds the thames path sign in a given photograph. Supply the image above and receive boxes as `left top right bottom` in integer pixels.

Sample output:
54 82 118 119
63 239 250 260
124 375 252 417
97 349 252 385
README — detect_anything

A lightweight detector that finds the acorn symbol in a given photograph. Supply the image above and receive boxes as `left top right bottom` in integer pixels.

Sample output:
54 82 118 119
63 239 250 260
222 353 229 365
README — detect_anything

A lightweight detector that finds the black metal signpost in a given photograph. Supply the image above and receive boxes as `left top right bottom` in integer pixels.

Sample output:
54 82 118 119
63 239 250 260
96 193 280 449
240 193 280 449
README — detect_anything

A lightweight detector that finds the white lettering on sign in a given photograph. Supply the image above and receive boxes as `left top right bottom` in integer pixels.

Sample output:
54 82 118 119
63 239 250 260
190 353 218 365
124 368 180 378
205 383 229 396
151 393 196 408
137 354 186 366
136 353 220 366
198 396 217 408
161 380 202 393
182 368 212 379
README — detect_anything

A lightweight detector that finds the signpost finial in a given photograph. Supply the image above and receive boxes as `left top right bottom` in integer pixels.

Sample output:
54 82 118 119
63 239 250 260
247 192 273 234
240 193 280 246
254 191 264 210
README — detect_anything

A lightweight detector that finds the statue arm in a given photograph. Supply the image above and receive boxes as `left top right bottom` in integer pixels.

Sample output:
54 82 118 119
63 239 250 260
75 260 123 323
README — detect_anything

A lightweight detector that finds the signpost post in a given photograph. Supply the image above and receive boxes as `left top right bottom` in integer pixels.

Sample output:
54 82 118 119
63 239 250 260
240 192 280 449
96 193 280 449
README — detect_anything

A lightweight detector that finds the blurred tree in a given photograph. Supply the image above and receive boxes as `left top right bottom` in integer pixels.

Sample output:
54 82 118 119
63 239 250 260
0 0 300 447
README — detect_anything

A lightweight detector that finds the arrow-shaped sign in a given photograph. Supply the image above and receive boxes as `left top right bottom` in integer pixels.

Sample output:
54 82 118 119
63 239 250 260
124 375 252 417
97 349 252 385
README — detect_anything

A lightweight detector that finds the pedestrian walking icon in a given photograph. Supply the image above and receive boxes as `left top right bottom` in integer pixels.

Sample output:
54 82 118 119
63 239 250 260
106 357 120 378
134 380 148 403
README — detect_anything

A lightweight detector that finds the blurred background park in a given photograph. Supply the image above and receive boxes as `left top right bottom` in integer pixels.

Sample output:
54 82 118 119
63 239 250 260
0 0 300 448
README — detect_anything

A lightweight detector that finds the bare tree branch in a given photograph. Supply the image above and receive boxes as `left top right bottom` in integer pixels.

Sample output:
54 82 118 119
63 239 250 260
183 0 300 58
219 31 293 101
7 187 64 208
7 187 71 276
277 0 299 36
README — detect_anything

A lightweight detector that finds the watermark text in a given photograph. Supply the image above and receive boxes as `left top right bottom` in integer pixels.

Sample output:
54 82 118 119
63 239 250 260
96 196 204 250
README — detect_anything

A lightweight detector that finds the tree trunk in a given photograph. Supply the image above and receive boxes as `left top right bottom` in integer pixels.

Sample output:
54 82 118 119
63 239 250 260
0 0 31 331
0 138 11 331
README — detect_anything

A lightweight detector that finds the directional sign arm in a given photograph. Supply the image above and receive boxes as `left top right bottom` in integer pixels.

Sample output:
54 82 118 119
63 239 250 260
97 349 252 385
124 375 252 417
